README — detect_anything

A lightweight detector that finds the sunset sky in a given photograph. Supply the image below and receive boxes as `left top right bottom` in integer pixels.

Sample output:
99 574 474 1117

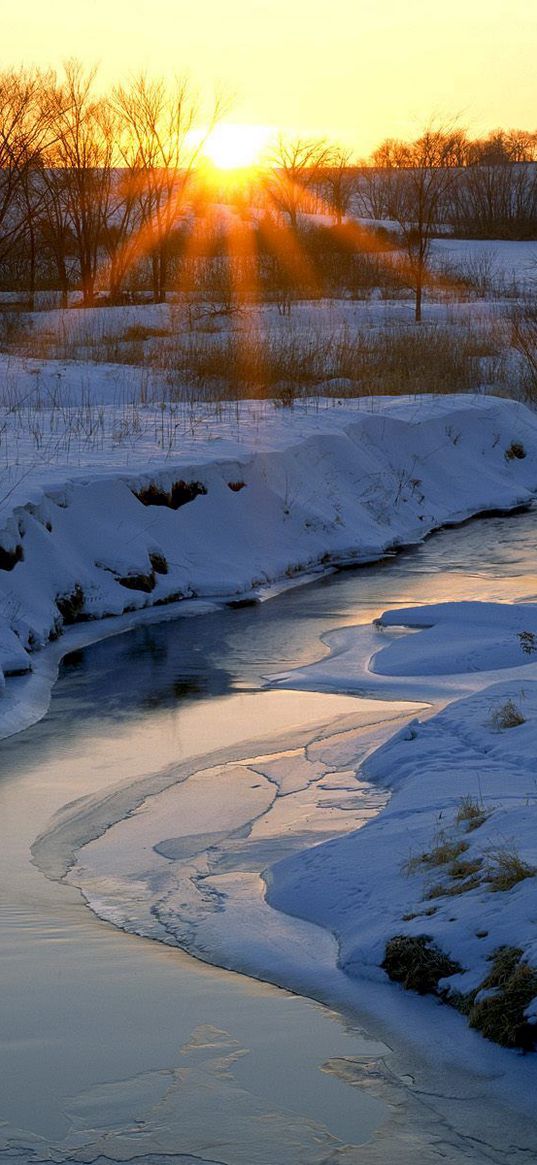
2 0 536 155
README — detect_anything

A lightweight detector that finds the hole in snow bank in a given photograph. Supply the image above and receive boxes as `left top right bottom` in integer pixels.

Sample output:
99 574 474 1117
134 481 207 509
0 543 23 571
228 480 246 492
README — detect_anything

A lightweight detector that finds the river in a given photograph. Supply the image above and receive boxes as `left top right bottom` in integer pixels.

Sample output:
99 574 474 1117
2 508 537 1163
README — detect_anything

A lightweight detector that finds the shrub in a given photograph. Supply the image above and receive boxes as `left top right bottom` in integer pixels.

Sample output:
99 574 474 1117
518 630 537 656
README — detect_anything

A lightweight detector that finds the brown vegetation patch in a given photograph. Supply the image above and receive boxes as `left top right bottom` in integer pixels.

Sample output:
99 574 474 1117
484 847 537 892
456 795 491 831
462 948 537 1049
505 441 526 461
382 934 462 995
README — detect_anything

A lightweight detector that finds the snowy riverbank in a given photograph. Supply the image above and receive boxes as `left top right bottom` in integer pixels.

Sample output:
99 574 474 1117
270 604 537 1050
2 392 537 717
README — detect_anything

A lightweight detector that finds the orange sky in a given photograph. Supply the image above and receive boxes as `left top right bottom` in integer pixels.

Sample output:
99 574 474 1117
1 0 536 155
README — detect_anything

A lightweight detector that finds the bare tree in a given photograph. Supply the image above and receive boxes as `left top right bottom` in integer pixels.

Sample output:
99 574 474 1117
448 161 537 239
113 75 221 302
322 147 357 225
37 162 75 308
374 124 464 321
100 167 146 303
45 62 115 306
267 136 334 231
0 68 57 282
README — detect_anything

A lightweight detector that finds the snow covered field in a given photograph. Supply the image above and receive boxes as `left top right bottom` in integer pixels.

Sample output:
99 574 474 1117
431 237 537 290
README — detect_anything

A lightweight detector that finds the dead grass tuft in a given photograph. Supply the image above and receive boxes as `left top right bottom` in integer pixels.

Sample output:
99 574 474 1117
466 947 537 1049
489 698 526 730
456 795 490 832
404 834 468 876
382 934 462 995
484 847 537 892
426 873 483 900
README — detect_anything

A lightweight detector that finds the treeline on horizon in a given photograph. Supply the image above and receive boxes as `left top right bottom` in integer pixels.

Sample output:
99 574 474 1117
1 62 537 309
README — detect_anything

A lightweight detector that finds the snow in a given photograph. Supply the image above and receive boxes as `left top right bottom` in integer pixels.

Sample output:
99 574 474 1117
431 237 537 287
271 683 537 993
373 600 537 675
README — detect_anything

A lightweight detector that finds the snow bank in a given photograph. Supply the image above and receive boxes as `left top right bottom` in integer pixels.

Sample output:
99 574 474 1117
2 394 537 709
373 601 537 676
269 609 537 1049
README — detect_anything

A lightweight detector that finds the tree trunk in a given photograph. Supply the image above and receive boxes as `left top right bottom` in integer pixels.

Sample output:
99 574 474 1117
27 223 36 312
157 245 167 303
415 263 423 323
82 270 95 307
152 253 159 304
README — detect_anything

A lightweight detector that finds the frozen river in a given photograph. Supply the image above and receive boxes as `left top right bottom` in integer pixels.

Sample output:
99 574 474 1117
2 507 537 1163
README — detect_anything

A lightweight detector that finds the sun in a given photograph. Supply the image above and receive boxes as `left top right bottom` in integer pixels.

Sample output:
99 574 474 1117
201 123 272 172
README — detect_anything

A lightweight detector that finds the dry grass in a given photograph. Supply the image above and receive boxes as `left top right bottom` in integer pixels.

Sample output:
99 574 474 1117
484 846 537 892
489 698 526 730
404 833 468 876
512 304 537 403
426 872 483 900
1 308 510 404
456 795 491 832
466 947 537 1049
448 856 483 880
387 940 537 1049
382 934 462 995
